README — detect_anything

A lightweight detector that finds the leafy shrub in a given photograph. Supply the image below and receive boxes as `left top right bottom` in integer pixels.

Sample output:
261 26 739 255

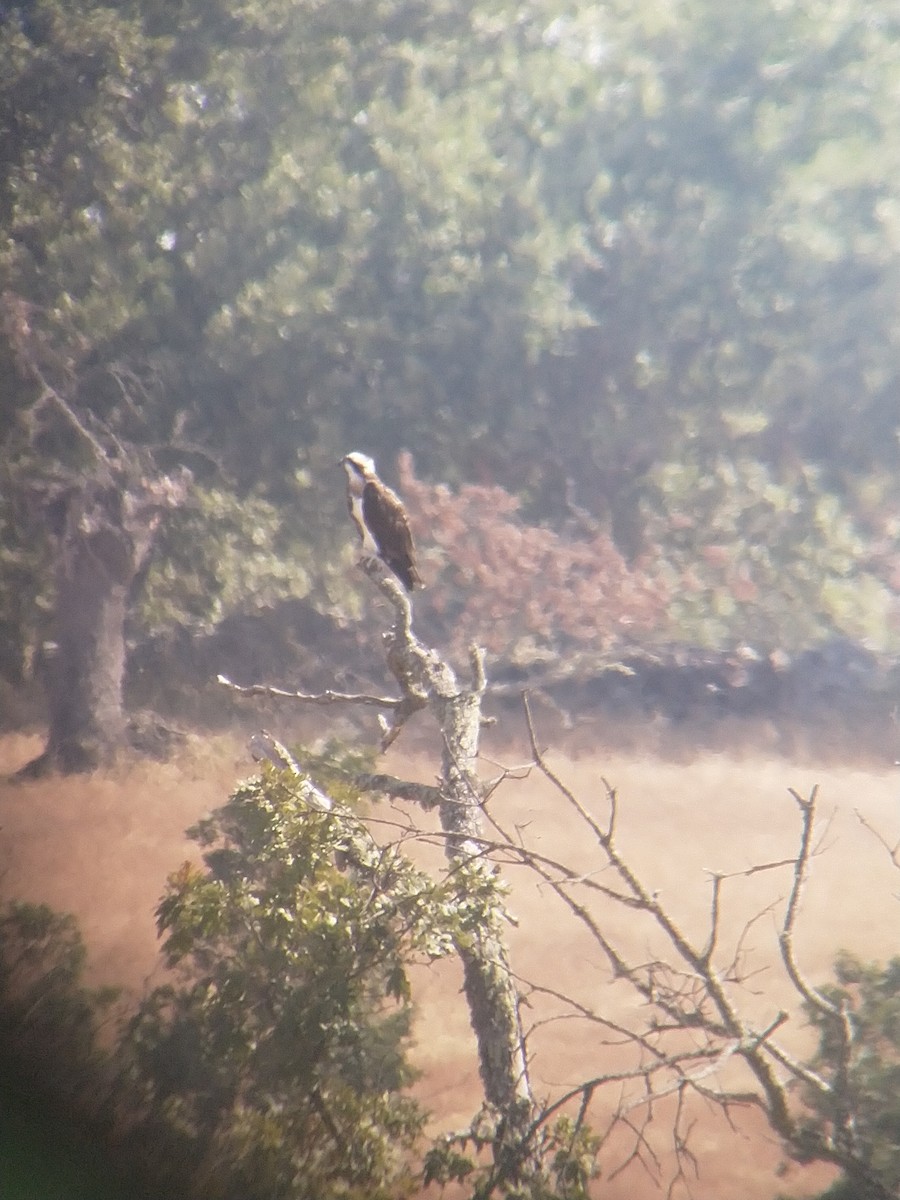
797 953 900 1199
0 901 121 1104
641 455 900 651
121 762 463 1200
397 451 668 662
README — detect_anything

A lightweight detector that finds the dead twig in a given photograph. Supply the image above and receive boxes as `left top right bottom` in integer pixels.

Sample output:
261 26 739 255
219 674 402 709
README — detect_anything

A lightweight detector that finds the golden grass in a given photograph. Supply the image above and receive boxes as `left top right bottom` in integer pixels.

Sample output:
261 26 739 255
2 726 898 1198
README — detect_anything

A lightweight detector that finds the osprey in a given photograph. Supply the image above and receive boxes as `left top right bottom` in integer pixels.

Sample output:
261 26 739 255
341 452 422 591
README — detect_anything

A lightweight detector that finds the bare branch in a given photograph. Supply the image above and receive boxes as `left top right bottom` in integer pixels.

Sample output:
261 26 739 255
247 730 333 812
779 788 841 1020
855 808 900 873
44 379 112 466
715 857 805 880
522 692 611 845
515 699 835 1168
218 674 401 709
701 872 724 967
248 729 302 775
352 532 537 1170
469 642 488 694
1 291 111 468
350 771 442 810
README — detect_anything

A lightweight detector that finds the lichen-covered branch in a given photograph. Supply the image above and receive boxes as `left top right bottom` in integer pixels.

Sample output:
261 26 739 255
358 556 536 1183
349 772 442 810
219 674 401 710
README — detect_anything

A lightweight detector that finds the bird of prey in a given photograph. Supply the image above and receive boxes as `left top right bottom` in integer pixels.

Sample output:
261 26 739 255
340 452 422 591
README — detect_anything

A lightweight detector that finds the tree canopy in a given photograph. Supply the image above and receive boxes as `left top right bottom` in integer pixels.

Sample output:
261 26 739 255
2 0 900 703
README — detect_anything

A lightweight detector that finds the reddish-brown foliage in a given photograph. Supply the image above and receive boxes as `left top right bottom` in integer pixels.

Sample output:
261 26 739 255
396 453 668 658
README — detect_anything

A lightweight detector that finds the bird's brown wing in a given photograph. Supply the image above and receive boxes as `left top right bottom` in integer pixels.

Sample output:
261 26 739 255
363 481 421 591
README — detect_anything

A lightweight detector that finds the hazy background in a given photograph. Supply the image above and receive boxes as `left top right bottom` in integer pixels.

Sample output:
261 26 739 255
4 0 900 1194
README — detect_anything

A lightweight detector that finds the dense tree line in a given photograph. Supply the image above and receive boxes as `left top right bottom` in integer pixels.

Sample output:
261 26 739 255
3 0 900 765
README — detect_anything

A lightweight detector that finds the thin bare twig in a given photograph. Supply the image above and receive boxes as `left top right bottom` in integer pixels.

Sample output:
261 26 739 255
218 673 401 709
855 808 900 872
516 695 809 1161
779 788 840 1021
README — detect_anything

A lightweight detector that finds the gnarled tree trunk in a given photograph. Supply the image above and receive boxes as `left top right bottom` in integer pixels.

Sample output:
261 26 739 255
22 472 188 777
376 565 537 1182
1 291 192 777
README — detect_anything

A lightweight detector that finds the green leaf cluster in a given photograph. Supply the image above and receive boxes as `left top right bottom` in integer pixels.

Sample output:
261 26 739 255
136 486 313 633
800 954 900 1196
423 1111 601 1200
122 762 465 1198
641 455 898 650
0 901 122 1104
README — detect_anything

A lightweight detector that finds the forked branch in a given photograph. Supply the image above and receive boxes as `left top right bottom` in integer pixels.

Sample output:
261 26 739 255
484 698 890 1196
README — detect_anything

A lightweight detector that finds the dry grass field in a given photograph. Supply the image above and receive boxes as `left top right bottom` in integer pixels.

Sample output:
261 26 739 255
2 721 899 1199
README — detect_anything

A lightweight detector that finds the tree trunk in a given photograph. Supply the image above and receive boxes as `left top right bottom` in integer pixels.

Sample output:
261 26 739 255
21 473 187 777
434 686 535 1178
375 570 537 1182
45 522 134 772
228 561 540 1183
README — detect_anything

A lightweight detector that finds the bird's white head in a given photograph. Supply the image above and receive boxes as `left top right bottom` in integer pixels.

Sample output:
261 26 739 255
341 451 376 480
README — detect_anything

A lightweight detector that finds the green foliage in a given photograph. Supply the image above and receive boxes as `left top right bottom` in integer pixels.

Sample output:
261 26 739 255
4 0 900 680
538 0 900 474
284 739 379 795
0 0 600 659
0 902 165 1198
423 1111 601 1200
0 486 54 682
799 954 900 1197
641 455 899 651
0 901 121 1103
136 485 318 634
122 763 466 1199
509 0 900 649
540 1117 602 1200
